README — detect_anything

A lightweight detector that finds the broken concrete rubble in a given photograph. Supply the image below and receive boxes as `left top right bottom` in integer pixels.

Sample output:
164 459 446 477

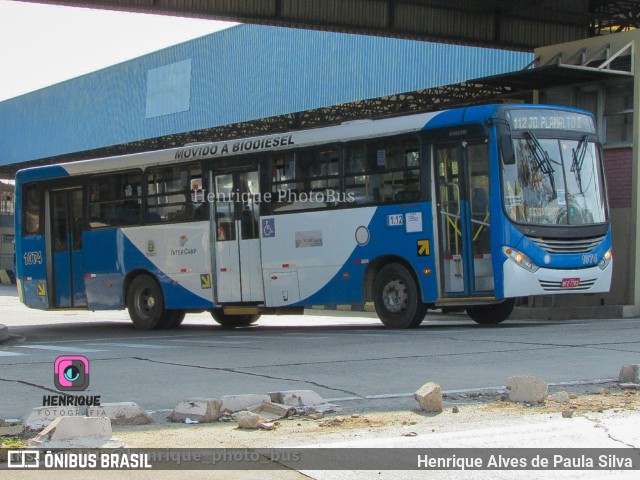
27 416 123 448
220 394 271 414
619 364 640 384
413 382 444 413
506 376 548 403
169 398 222 423
235 411 265 429
86 402 153 426
547 391 570 403
247 401 295 421
268 389 339 413
24 406 81 431
269 390 326 406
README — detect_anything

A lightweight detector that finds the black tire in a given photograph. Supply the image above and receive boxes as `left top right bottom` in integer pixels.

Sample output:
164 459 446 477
162 310 186 329
466 298 516 325
373 263 427 329
126 274 167 330
210 309 260 328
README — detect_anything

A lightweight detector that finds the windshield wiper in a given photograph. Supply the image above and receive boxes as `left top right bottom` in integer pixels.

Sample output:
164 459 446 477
571 135 589 193
524 132 556 189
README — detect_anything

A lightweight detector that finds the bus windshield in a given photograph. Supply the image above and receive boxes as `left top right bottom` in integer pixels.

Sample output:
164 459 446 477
502 135 607 226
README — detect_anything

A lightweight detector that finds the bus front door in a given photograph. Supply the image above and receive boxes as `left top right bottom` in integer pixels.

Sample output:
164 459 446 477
434 141 494 298
213 170 264 304
48 188 87 308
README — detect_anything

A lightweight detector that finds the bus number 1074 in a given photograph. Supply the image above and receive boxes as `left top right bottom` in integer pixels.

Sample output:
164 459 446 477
23 251 43 265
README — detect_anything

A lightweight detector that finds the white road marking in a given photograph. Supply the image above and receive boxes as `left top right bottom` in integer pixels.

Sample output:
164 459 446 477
0 351 27 357
85 343 179 349
167 339 259 345
14 345 107 353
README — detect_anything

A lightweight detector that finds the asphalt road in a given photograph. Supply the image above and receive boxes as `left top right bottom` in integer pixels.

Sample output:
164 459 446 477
1 285 639 420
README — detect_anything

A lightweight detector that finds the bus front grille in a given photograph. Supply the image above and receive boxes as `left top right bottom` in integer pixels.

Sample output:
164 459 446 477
528 235 605 254
538 278 598 291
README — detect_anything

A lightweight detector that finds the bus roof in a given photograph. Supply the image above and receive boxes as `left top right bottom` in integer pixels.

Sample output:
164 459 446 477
16 110 449 183
16 104 589 184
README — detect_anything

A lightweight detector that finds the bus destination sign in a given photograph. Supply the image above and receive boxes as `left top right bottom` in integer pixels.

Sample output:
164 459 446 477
507 110 595 133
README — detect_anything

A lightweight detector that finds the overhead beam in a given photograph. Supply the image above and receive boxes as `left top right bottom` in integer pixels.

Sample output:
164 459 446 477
14 0 595 51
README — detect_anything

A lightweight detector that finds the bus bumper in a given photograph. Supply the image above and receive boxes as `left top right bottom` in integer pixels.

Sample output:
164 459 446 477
502 259 613 298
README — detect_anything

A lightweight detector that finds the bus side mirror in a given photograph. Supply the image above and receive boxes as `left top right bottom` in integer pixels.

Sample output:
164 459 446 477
501 137 515 165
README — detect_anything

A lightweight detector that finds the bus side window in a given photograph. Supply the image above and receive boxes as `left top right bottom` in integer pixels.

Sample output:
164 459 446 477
89 171 142 228
146 164 202 223
345 138 420 205
23 185 41 235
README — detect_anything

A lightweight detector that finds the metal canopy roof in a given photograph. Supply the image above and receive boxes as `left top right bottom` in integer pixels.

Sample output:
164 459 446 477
15 0 640 51
480 37 634 89
2 34 632 177
478 62 633 90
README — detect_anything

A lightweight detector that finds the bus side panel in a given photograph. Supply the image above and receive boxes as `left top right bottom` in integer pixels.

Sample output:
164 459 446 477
83 225 214 310
261 204 438 307
261 208 377 307
83 229 126 309
297 204 438 306
17 235 49 310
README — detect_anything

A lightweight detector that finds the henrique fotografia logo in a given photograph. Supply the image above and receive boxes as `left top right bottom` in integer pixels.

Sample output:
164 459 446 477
54 355 90 391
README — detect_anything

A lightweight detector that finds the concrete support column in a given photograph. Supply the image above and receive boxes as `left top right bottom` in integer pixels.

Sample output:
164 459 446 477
624 37 640 316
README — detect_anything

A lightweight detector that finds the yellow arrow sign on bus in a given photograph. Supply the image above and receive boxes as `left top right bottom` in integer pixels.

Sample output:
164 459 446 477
37 283 46 296
200 274 212 289
417 240 430 256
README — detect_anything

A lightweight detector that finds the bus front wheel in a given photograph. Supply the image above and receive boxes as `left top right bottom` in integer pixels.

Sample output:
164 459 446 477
210 309 260 328
373 263 427 329
126 274 168 330
466 299 516 325
162 310 186 329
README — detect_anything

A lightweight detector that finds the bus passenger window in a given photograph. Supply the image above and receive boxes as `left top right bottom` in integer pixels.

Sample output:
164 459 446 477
271 148 339 212
89 171 142 228
146 164 202 223
345 138 420 205
23 186 41 235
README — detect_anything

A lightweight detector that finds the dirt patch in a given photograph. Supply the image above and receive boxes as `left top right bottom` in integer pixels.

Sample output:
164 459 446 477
482 388 640 416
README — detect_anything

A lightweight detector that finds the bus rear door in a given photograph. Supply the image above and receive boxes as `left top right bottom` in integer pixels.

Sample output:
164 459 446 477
211 169 264 304
434 139 494 298
47 188 87 308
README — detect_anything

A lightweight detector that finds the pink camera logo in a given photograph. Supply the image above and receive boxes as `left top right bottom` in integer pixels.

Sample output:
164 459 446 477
54 356 90 391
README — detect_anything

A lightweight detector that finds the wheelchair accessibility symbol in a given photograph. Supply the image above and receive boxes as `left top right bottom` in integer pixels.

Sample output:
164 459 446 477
262 218 276 238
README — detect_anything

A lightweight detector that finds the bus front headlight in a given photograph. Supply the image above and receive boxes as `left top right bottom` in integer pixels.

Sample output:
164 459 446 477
598 250 612 270
502 246 539 273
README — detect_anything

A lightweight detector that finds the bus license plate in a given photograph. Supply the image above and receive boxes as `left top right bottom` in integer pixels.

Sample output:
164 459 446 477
561 278 580 288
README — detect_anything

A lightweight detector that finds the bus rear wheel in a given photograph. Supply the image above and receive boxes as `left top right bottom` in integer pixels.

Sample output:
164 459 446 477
126 274 168 330
466 299 516 325
210 309 260 328
373 263 427 329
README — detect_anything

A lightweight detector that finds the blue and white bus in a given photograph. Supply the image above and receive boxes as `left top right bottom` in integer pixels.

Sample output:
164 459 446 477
15 104 612 330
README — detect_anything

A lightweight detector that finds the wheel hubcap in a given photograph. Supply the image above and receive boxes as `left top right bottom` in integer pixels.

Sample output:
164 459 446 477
139 289 155 316
382 280 408 313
